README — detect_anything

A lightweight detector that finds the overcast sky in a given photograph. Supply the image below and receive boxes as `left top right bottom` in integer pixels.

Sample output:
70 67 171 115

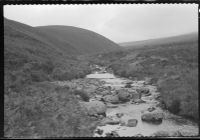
4 4 198 43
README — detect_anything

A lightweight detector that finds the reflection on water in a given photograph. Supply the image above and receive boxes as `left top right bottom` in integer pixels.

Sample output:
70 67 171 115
86 71 199 137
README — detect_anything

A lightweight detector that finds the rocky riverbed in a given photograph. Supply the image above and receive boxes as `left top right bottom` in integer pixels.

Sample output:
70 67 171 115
52 66 199 137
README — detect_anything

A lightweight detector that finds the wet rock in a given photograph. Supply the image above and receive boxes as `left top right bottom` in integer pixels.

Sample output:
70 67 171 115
136 88 150 95
124 82 132 88
98 115 105 120
116 113 124 118
130 91 142 100
117 89 131 102
101 90 111 96
143 92 151 97
120 121 126 126
127 119 138 127
95 128 103 135
96 87 106 92
141 111 164 124
83 101 106 116
134 134 144 137
105 131 119 137
148 107 156 112
133 99 146 104
100 118 120 125
103 95 119 104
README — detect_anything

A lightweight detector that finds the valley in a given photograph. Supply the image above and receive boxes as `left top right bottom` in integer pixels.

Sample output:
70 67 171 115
4 18 199 138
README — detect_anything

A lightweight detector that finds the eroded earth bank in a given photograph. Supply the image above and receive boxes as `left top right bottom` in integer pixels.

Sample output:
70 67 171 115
53 65 198 137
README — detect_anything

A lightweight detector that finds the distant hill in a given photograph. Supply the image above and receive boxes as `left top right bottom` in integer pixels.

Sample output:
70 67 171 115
4 18 120 58
36 25 121 54
119 33 198 49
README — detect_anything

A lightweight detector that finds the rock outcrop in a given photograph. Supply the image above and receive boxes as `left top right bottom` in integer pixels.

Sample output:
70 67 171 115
117 89 131 102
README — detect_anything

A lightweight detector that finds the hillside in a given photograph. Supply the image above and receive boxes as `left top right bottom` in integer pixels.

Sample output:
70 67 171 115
90 33 198 121
36 25 121 54
119 33 198 49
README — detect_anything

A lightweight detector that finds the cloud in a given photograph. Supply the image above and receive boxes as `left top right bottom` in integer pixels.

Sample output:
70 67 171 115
4 4 198 43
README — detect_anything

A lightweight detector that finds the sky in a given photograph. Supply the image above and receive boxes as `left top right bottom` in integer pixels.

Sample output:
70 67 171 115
4 4 198 43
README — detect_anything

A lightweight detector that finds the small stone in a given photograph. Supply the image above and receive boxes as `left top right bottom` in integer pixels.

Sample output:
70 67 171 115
95 128 103 135
105 131 119 137
127 119 138 127
135 134 143 137
148 107 156 112
116 113 124 118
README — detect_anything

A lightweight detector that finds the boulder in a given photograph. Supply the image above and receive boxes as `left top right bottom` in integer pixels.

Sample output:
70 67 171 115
124 82 132 88
96 87 105 92
134 134 144 137
147 107 156 112
83 101 107 116
105 131 119 137
100 117 120 125
136 88 150 96
103 95 119 104
117 89 131 102
116 113 124 118
127 119 138 127
132 99 145 104
95 128 103 135
101 90 111 96
141 111 164 124
119 121 126 126
130 91 142 100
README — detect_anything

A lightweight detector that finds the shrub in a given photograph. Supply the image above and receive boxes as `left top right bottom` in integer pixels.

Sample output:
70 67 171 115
73 90 90 102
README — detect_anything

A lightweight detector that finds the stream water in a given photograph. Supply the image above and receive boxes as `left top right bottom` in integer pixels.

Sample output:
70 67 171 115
86 70 199 137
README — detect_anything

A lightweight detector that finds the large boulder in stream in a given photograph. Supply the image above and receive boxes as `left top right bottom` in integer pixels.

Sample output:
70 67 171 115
141 110 164 124
117 89 131 102
102 95 119 104
129 90 142 101
82 100 107 116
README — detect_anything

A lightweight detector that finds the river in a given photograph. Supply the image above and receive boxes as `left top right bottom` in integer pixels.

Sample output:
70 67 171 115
86 69 199 137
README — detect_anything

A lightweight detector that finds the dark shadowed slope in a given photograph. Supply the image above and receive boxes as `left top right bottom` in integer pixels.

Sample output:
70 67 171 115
36 25 121 54
119 33 198 49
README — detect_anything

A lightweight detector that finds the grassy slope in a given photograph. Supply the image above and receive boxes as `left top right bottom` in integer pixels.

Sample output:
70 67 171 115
119 33 198 49
4 18 120 137
91 33 198 121
36 25 121 54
